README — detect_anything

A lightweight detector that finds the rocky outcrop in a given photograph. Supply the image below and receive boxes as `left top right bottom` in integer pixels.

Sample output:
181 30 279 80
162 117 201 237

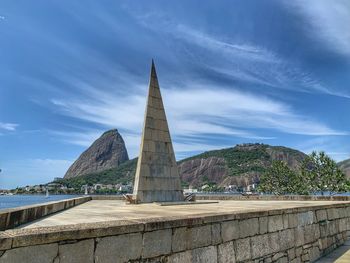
64 129 129 179
178 143 307 188
338 159 350 177
178 157 227 187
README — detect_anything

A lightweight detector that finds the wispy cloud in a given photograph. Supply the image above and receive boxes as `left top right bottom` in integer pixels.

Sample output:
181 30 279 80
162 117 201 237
286 0 350 56
131 13 350 99
0 122 18 131
49 82 347 158
296 137 350 162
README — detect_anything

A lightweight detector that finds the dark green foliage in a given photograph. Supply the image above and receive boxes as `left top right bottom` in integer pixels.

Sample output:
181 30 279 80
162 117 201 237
259 151 349 196
56 158 137 191
258 161 307 195
301 151 349 195
179 143 304 177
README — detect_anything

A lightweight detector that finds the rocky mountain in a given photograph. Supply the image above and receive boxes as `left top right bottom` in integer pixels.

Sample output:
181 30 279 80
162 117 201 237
64 129 129 179
178 143 307 188
62 141 307 189
338 158 350 177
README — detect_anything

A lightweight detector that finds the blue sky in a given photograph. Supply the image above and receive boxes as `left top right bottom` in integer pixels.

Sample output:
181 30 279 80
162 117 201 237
1 0 350 188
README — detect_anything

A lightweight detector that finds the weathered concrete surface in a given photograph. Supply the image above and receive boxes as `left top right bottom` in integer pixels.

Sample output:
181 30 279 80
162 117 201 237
16 200 349 228
0 196 91 231
132 61 183 203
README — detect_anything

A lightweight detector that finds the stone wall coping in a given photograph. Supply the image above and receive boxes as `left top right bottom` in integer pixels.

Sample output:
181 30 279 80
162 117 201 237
0 196 91 231
90 194 350 201
1 201 350 249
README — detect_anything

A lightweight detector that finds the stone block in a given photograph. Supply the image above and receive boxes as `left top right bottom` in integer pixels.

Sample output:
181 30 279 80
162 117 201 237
259 217 268 234
283 214 289 229
235 238 251 262
192 246 217 263
95 233 142 263
212 223 222 245
297 211 314 226
239 218 259 238
172 225 212 252
268 215 284 232
189 225 212 249
269 232 280 254
316 210 327 222
288 213 298 228
294 227 305 247
251 234 269 258
295 246 303 257
167 251 192 263
59 239 94 263
221 220 239 242
309 246 320 262
142 229 172 258
0 236 11 251
279 229 294 250
172 227 187 252
304 224 320 244
272 252 285 261
327 208 339 220
339 218 347 232
0 243 58 263
218 241 235 263
287 248 295 260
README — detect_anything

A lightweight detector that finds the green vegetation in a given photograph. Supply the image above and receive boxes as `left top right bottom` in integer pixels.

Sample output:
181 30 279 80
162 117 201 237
302 151 349 195
259 151 349 195
258 161 307 195
179 143 304 177
55 158 137 191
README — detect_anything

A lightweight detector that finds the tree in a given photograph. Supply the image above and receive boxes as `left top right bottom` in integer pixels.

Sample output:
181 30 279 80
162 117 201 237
258 161 307 195
301 151 349 195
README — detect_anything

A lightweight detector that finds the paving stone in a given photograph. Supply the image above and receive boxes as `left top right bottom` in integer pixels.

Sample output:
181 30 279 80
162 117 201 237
95 233 142 263
142 229 172 258
59 239 94 263
0 243 58 263
218 241 235 263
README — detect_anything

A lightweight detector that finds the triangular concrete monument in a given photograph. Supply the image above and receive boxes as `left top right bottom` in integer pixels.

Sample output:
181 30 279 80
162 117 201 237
132 60 183 203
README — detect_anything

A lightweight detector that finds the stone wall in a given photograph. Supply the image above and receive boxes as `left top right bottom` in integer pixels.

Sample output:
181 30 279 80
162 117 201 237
0 202 349 262
0 196 91 231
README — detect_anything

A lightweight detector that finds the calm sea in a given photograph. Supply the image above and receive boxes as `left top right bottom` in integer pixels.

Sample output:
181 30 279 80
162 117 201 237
0 195 81 210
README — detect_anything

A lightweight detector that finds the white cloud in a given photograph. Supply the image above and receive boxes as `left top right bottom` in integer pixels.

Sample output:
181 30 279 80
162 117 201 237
0 122 18 131
0 16 5 21
132 14 350 98
49 83 347 158
286 0 350 56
